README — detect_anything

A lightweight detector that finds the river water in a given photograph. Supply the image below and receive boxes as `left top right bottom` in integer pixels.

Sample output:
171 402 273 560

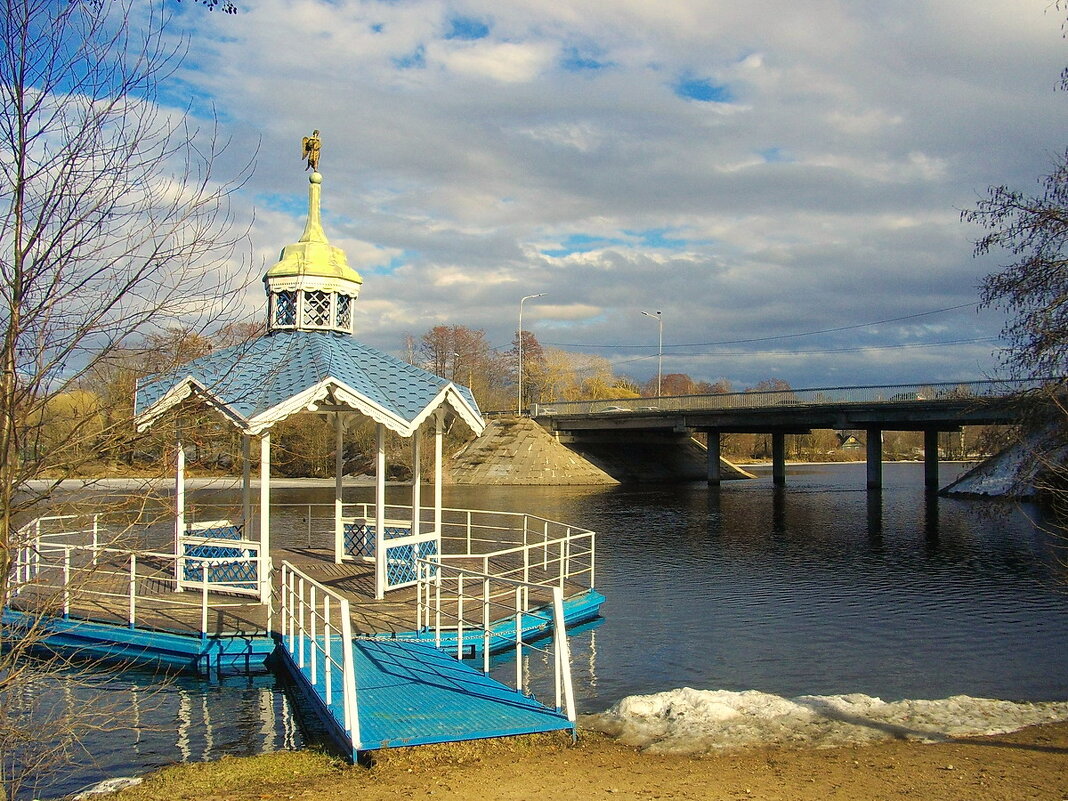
22 463 1068 798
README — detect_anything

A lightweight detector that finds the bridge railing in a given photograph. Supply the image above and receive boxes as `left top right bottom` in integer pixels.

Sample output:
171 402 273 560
531 378 1045 417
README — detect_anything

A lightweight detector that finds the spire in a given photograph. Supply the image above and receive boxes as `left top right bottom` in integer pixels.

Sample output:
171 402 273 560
299 171 329 244
263 160 363 335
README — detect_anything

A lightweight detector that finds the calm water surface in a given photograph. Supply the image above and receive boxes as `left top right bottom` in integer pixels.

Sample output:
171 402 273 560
27 463 1068 797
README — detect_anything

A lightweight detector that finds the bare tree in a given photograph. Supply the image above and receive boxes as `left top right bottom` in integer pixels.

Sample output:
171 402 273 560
0 1 250 796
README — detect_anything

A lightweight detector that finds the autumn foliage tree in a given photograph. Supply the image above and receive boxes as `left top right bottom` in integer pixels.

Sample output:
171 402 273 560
0 2 249 795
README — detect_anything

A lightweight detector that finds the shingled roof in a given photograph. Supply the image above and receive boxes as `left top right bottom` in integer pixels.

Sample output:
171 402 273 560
134 329 484 437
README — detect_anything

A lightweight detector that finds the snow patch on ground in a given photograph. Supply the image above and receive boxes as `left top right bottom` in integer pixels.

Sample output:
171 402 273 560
581 688 1068 753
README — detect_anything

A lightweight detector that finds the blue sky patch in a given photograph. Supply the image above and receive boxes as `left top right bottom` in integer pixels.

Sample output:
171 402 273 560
624 227 700 250
673 75 732 103
445 15 490 40
156 79 230 122
759 147 792 163
256 192 307 217
561 46 610 72
365 251 413 275
541 232 627 257
393 45 426 69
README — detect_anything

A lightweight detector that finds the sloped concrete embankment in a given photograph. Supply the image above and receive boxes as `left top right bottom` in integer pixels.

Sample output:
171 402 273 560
448 418 753 485
942 421 1067 498
448 418 618 485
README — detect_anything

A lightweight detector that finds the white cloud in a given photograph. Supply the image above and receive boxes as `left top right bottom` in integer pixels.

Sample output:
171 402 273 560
428 40 558 83
157 0 1064 388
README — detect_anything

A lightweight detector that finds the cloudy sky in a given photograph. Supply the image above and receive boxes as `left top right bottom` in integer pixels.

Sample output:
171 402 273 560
165 0 1064 392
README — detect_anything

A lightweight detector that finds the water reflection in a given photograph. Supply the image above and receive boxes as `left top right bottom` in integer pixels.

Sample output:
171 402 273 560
20 667 305 801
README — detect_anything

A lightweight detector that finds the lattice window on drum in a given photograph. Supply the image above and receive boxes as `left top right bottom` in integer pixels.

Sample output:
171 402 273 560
273 291 296 327
302 290 331 327
336 295 352 331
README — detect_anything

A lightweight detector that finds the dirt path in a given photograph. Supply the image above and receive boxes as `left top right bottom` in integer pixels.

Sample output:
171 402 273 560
116 722 1068 801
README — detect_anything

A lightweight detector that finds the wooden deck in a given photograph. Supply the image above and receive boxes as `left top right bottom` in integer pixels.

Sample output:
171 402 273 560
12 543 589 642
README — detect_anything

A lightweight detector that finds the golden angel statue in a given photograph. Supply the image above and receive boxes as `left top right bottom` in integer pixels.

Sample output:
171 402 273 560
301 130 321 171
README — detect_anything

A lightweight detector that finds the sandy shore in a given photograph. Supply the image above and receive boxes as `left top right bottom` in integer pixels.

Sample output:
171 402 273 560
111 722 1068 801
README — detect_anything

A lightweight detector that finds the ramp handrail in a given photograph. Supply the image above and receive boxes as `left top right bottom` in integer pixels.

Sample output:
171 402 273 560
415 558 577 722
279 561 360 750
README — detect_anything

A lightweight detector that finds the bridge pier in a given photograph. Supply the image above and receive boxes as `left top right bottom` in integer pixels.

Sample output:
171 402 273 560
707 431 721 485
866 427 882 489
772 432 786 486
924 429 939 490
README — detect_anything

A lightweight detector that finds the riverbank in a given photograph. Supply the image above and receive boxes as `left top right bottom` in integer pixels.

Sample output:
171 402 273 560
109 721 1068 801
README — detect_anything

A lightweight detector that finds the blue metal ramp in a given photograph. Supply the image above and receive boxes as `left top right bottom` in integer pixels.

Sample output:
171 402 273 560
353 638 571 749
279 634 572 757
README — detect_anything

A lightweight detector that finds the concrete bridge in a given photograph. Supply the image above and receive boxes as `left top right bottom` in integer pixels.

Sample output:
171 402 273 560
531 379 1044 490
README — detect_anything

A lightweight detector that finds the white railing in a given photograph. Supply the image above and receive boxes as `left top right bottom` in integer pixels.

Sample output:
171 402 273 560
279 561 360 750
182 502 596 599
9 515 271 639
184 503 336 549
342 503 596 596
416 558 577 722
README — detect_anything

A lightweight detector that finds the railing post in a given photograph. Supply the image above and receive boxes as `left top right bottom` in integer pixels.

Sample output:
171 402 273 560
590 532 596 588
434 570 442 649
324 594 332 701
92 515 99 567
281 564 290 650
514 588 523 689
310 585 318 686
551 587 576 721
482 577 490 675
456 573 465 662
63 548 70 619
466 511 472 555
339 597 361 749
200 568 209 641
129 553 137 629
298 577 306 669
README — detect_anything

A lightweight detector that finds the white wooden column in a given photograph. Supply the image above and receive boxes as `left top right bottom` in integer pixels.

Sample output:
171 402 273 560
411 426 421 538
375 423 386 600
334 412 344 563
259 432 272 605
174 421 185 587
434 410 444 538
241 434 251 536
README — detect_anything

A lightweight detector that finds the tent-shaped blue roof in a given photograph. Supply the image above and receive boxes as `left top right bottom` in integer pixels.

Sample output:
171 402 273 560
135 330 484 437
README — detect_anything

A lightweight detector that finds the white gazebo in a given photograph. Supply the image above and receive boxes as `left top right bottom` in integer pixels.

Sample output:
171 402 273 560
135 167 485 603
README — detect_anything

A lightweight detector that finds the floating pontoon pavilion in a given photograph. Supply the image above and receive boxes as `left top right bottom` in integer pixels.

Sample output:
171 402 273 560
9 158 603 757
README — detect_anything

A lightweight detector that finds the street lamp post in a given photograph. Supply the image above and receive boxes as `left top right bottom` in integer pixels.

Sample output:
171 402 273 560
641 310 663 397
518 293 546 414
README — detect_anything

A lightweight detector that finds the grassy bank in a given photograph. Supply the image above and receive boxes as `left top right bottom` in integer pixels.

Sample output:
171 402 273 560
109 722 1068 801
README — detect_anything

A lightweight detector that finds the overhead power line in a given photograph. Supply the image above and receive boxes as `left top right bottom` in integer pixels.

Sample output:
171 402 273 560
543 302 981 350
608 336 1000 367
